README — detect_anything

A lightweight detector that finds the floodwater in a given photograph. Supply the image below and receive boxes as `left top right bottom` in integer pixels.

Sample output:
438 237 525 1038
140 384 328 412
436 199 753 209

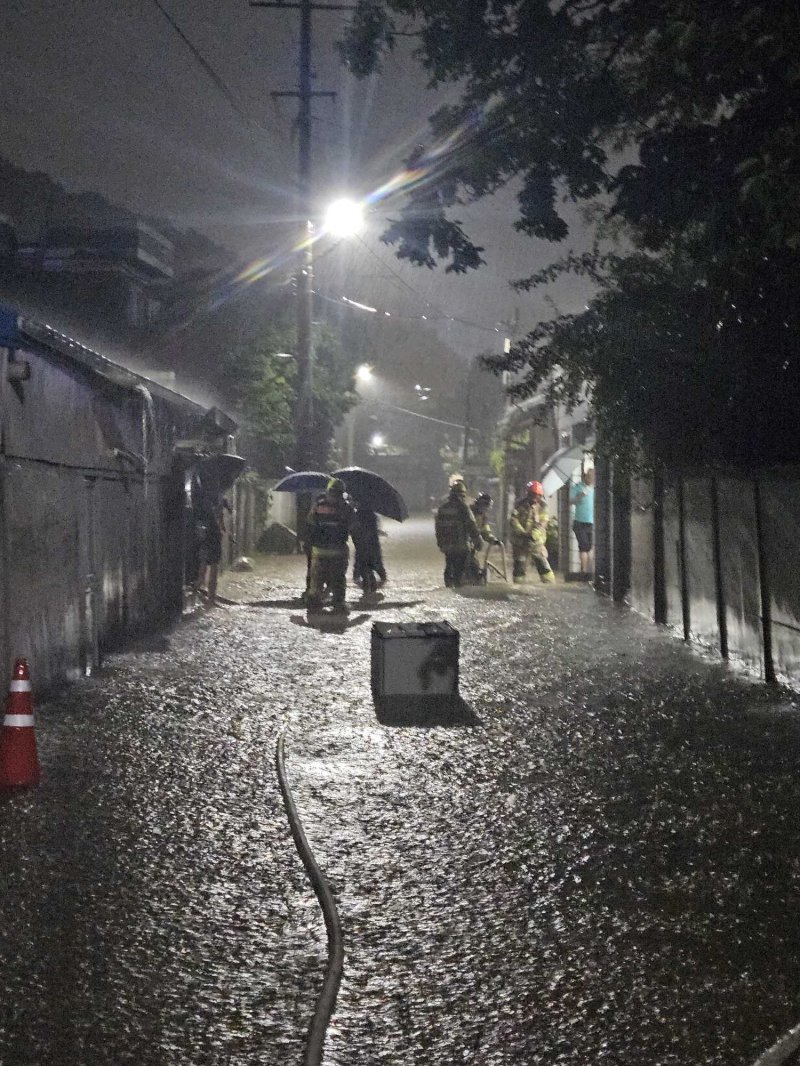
1 516 799 1065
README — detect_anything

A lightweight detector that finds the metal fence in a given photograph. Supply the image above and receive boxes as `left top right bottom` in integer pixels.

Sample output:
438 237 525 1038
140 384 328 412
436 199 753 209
599 462 800 686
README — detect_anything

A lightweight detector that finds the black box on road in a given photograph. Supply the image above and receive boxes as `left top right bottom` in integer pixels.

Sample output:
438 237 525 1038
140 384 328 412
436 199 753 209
371 621 460 699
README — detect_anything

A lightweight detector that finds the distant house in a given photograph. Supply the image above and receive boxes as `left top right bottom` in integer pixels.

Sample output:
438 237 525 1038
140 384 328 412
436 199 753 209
0 303 239 689
8 220 174 337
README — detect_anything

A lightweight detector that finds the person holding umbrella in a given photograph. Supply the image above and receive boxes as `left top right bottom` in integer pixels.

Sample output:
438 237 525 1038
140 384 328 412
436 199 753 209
273 466 407 603
304 477 354 612
351 501 387 596
569 465 595 576
193 478 233 608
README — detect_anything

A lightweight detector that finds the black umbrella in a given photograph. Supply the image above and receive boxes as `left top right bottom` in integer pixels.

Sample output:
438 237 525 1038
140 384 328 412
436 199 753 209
273 471 329 494
332 466 408 521
196 453 247 494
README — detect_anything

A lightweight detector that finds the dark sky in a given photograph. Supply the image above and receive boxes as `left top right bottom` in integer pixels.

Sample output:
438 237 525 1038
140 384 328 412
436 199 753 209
1 0 595 359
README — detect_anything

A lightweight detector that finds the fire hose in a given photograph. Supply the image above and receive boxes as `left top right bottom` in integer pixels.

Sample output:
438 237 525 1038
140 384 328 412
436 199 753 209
276 730 344 1066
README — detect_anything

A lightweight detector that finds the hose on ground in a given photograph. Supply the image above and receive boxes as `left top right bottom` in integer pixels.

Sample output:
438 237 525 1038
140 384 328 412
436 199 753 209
752 1023 800 1066
276 730 344 1066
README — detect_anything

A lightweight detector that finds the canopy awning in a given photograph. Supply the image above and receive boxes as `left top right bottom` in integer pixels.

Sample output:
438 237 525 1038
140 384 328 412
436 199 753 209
497 394 547 438
540 443 592 496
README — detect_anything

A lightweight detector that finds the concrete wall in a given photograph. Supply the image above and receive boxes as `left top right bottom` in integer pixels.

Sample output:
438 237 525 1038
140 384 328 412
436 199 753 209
225 476 270 564
0 337 203 689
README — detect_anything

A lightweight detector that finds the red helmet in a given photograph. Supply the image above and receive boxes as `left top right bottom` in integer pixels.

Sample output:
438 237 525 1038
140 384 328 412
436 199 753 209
526 480 544 497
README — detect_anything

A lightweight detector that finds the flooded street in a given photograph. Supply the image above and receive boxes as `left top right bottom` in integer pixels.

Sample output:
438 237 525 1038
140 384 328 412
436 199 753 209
1 515 799 1065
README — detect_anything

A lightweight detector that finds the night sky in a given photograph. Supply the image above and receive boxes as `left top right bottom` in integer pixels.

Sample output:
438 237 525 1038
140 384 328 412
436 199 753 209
1 0 595 358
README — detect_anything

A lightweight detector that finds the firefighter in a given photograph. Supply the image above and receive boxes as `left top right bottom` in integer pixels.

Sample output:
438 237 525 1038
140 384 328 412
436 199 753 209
305 478 354 611
435 480 483 587
434 472 467 509
509 480 555 584
462 492 501 583
471 493 500 546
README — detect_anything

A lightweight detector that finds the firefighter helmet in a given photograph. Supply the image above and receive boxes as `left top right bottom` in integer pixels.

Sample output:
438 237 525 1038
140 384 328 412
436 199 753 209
526 480 544 497
474 492 492 510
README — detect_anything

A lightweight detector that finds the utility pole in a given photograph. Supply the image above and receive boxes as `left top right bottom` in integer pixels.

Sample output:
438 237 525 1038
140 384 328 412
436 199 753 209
250 0 349 472
462 356 479 467
498 307 520 539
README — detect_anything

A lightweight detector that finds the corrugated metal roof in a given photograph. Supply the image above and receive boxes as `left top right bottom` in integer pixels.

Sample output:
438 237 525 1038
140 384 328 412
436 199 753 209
1 304 233 426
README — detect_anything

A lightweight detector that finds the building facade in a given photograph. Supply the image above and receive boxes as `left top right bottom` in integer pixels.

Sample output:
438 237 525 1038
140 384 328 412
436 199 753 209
0 305 238 689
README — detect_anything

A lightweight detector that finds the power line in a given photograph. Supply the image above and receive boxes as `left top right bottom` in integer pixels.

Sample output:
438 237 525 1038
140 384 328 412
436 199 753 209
355 235 438 310
354 235 504 337
148 0 264 132
373 399 468 431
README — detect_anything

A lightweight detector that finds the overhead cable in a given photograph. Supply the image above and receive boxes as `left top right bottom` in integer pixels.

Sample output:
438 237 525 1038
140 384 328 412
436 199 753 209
148 0 264 132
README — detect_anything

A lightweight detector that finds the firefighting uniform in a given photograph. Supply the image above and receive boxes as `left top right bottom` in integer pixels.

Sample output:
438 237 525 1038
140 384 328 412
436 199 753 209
435 490 483 587
305 493 354 608
509 496 555 582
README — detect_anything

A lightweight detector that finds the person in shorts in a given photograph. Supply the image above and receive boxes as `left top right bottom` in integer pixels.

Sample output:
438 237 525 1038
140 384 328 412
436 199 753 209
195 484 231 606
569 467 595 576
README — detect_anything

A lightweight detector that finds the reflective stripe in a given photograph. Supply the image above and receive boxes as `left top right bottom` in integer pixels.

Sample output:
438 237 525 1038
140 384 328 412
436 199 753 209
311 546 347 559
3 714 34 727
9 680 31 692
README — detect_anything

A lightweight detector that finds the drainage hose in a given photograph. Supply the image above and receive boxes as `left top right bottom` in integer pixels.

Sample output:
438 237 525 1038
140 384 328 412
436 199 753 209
752 1023 800 1066
276 730 344 1066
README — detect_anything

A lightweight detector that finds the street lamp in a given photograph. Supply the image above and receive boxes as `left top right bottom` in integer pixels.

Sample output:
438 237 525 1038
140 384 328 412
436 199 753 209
356 363 373 385
323 198 365 240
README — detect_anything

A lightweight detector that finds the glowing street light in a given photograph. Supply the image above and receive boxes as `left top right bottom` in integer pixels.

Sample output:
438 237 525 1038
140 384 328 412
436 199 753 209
370 432 385 449
293 196 364 476
356 363 373 384
324 198 365 239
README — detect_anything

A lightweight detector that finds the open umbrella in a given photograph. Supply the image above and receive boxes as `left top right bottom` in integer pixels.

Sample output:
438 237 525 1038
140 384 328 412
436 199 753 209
196 453 247 494
540 444 591 498
273 471 329 494
332 466 408 521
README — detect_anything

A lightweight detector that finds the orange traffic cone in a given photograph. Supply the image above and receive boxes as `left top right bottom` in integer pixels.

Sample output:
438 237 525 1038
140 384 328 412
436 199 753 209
0 658 40 787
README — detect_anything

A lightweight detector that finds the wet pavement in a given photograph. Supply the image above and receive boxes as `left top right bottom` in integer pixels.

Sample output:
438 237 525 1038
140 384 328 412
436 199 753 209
1 515 800 1065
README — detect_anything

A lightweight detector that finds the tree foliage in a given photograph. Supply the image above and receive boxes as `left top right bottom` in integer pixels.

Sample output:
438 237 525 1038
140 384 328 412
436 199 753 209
339 1 800 464
213 322 357 474
152 288 358 476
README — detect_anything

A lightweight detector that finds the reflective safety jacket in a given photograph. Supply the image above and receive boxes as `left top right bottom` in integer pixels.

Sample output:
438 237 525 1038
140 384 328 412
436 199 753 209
306 493 354 557
471 507 495 544
509 496 549 548
435 493 483 553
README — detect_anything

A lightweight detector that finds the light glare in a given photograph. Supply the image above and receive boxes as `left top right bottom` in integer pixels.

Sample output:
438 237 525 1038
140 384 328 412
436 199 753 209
325 198 364 238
